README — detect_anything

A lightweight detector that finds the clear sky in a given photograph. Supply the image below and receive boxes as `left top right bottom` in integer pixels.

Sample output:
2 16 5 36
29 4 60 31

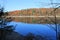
0 0 59 12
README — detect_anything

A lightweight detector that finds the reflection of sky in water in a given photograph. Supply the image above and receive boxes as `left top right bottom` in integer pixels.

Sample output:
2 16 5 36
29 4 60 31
8 21 56 40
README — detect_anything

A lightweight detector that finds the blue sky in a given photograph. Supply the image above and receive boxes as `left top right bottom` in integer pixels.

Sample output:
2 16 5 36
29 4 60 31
0 0 59 11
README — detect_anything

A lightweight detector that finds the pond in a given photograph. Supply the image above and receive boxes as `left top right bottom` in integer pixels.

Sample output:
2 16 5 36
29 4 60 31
8 21 56 40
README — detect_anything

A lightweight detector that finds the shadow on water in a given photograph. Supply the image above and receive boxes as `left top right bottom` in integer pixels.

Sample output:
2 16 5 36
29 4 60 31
7 21 56 40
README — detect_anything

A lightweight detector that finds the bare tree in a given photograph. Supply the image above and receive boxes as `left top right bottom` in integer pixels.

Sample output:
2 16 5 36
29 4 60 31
45 0 60 40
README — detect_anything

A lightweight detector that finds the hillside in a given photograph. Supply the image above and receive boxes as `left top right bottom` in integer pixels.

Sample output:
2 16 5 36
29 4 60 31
7 8 60 24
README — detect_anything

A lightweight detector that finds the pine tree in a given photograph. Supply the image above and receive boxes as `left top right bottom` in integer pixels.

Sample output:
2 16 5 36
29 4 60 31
0 7 15 40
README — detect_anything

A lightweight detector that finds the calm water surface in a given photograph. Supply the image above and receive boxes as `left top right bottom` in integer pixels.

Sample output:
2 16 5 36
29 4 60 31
8 21 56 40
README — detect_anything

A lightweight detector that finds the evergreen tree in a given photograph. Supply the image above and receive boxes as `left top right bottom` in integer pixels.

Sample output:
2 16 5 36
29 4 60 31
0 7 15 40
